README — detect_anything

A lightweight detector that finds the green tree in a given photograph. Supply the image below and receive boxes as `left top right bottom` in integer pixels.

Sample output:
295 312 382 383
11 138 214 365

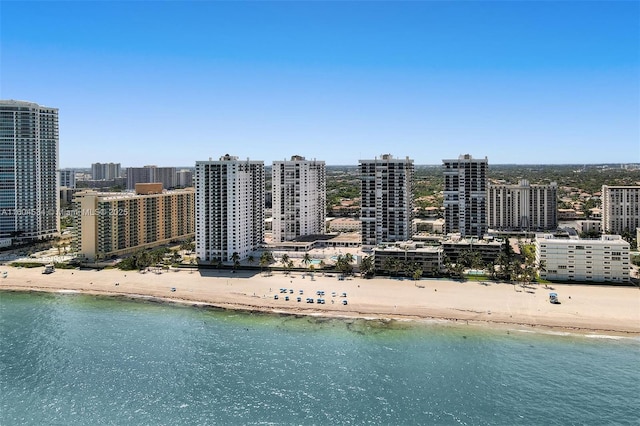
302 252 312 269
343 252 355 264
231 252 240 271
412 268 423 281
280 254 290 269
259 251 274 273
360 255 375 278
335 255 353 275
383 257 397 277
452 262 465 280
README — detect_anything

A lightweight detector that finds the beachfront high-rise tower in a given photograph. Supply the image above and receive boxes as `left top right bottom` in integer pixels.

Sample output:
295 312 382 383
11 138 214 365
488 180 558 231
601 185 640 235
443 154 488 238
272 155 326 242
195 154 264 263
0 100 59 242
359 154 414 246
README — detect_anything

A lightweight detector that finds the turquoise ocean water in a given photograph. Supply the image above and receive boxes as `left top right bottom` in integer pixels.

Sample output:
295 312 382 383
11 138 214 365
1 291 639 425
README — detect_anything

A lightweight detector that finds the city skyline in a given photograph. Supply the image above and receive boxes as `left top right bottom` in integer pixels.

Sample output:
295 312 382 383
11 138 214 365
2 2 638 167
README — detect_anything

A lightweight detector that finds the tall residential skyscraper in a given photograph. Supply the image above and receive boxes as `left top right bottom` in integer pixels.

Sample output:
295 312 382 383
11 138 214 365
359 154 414 246
126 165 177 190
176 169 193 188
0 100 59 241
443 154 488 238
601 185 640 235
59 169 76 189
195 155 264 262
488 180 558 231
272 155 326 242
91 162 121 180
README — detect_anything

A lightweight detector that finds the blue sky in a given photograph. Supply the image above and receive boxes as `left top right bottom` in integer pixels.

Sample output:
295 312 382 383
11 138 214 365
1 1 638 167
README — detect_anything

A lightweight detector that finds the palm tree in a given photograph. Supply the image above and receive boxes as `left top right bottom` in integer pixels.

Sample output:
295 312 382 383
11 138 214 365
453 262 465 280
470 251 483 270
260 251 274 274
280 254 290 269
538 259 547 285
443 255 455 277
136 250 150 271
343 253 355 264
405 261 421 278
360 255 375 278
383 257 397 277
231 252 240 271
335 255 353 276
302 252 312 269
247 255 255 267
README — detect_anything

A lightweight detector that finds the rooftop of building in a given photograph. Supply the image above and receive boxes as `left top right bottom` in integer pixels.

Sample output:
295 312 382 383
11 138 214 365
0 99 58 110
441 234 503 245
74 187 194 201
535 233 629 245
373 242 442 253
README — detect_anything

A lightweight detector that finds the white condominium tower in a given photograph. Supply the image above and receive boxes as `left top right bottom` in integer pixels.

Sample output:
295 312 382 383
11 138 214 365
488 180 558 231
195 154 264 263
601 185 640 235
359 154 414 246
443 154 488 238
0 100 59 241
272 155 326 242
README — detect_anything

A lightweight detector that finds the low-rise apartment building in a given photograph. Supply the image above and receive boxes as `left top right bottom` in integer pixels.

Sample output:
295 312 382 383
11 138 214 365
535 234 630 283
373 242 443 276
328 218 361 233
441 236 504 264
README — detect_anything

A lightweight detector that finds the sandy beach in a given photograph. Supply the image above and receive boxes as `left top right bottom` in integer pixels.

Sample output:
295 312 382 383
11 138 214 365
1 265 639 336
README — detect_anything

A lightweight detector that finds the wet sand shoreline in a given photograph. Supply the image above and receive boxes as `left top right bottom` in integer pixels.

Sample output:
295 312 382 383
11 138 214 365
1 266 639 336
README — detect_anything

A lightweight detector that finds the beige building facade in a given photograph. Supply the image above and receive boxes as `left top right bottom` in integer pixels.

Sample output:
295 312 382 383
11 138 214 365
488 180 557 231
72 186 195 261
